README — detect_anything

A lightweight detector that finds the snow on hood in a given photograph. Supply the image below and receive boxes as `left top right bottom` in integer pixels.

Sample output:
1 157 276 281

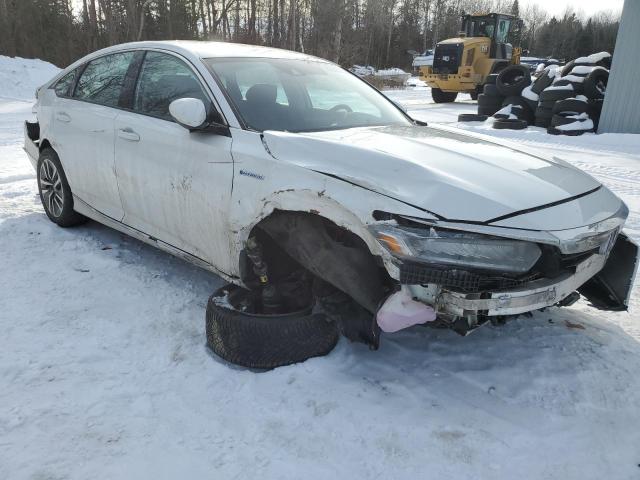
263 125 601 222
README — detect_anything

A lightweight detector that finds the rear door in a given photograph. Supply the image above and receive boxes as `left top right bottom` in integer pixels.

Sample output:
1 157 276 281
51 51 137 219
113 50 235 272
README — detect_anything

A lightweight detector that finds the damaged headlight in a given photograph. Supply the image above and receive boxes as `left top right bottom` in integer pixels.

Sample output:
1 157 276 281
369 224 541 274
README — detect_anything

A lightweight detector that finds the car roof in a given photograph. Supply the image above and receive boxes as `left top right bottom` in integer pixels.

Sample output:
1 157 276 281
49 41 332 89
95 40 329 62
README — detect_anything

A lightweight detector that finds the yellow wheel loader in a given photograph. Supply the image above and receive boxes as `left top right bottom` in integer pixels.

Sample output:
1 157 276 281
420 13 523 103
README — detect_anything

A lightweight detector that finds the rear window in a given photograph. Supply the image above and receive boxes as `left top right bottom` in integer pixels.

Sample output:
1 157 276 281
53 70 76 97
74 52 135 107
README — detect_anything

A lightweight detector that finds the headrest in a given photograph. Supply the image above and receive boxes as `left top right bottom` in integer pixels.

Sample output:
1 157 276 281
245 84 278 104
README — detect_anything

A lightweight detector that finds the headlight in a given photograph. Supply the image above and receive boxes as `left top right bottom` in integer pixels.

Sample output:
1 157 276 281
369 224 541 274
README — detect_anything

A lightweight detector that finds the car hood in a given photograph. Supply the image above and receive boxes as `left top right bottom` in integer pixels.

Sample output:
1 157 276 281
262 125 602 223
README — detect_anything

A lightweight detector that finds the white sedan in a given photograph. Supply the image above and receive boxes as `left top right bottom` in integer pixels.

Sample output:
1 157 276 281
24 41 637 366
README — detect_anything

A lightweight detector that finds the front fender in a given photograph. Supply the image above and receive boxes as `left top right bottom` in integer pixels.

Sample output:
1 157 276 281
232 188 397 278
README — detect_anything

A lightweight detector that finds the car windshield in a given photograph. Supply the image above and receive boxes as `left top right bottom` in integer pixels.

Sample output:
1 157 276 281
204 57 411 132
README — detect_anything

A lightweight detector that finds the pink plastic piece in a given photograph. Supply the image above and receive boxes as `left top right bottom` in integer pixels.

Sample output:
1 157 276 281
376 289 437 333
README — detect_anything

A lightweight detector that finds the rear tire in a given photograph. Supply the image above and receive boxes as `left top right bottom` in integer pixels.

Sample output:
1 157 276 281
37 148 87 228
206 284 339 369
431 87 458 103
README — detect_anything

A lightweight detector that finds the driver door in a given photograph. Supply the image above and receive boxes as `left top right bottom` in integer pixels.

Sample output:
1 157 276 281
114 50 235 273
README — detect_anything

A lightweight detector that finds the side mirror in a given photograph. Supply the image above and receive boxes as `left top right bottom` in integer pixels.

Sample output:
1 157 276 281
169 98 230 136
169 98 207 129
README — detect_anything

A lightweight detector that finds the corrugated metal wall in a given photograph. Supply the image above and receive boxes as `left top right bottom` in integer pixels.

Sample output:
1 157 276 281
598 0 640 134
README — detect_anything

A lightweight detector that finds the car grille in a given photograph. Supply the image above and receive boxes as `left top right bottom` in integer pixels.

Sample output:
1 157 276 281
400 262 542 293
432 43 463 74
399 247 598 294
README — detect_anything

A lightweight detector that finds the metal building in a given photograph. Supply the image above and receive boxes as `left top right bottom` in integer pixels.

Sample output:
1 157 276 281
598 0 640 134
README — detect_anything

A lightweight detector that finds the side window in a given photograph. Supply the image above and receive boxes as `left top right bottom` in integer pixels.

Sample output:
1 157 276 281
74 52 135 107
496 19 511 43
134 51 210 121
54 70 76 97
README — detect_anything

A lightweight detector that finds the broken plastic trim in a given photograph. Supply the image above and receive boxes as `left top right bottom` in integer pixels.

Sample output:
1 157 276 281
578 232 639 311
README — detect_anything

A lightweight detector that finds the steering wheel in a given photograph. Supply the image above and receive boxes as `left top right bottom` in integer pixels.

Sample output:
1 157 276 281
329 104 353 114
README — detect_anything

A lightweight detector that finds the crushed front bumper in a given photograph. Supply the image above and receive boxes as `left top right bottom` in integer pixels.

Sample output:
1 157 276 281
23 121 40 169
429 233 638 317
437 253 605 316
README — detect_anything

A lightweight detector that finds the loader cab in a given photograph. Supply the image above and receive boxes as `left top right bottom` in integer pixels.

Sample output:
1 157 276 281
461 13 516 60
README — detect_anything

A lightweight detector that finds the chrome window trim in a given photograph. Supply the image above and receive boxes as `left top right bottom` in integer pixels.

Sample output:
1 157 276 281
47 46 239 129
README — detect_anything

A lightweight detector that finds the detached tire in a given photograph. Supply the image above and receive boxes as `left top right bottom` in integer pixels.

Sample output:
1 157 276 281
553 98 588 115
539 88 575 103
493 118 528 130
485 73 499 85
584 68 608 100
483 83 500 96
458 113 488 122
531 72 554 94
496 65 531 96
206 284 339 369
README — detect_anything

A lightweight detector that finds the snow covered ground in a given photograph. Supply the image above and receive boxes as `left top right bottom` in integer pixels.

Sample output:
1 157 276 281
2 60 640 479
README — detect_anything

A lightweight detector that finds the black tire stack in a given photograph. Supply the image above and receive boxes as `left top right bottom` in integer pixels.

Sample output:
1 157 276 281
463 51 611 136
491 65 533 130
547 98 594 136
535 87 575 128
532 52 610 135
477 73 503 116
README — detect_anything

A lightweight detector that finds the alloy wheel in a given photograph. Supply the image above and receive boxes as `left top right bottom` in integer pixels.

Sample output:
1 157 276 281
39 158 64 217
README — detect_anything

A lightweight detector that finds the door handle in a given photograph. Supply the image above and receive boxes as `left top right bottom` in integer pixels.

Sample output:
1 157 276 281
118 128 140 142
56 112 71 123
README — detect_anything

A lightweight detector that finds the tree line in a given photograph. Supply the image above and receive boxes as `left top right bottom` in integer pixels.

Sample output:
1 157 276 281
0 0 620 69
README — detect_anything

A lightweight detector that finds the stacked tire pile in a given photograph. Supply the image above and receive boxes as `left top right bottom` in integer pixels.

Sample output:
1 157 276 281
533 52 610 135
460 51 611 136
472 64 534 130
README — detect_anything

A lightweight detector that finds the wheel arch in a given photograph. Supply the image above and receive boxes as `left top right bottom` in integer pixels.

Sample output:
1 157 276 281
233 189 397 313
39 138 53 152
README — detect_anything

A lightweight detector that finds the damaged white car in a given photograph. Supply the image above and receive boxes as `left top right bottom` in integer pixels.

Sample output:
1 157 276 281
24 41 638 368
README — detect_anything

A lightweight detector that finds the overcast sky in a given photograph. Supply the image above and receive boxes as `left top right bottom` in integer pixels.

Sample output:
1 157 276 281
519 0 624 17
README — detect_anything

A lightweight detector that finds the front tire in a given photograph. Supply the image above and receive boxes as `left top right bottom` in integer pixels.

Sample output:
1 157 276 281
206 284 339 369
37 148 87 227
431 87 458 103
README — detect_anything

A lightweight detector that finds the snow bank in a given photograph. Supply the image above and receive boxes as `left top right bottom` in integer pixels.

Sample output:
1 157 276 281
350 65 375 77
350 65 409 78
0 55 60 101
406 77 427 87
375 67 409 77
